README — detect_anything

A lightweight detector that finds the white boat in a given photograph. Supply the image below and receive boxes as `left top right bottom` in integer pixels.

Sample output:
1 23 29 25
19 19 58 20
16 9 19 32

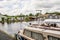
18 19 60 40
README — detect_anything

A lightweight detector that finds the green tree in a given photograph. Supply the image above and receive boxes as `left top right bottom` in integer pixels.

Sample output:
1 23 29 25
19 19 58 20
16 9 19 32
19 13 25 17
35 13 40 17
45 12 60 15
3 14 8 17
25 15 28 17
25 17 30 22
29 13 34 16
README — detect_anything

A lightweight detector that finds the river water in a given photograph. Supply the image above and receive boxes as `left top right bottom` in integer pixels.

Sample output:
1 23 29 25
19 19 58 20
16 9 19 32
0 21 40 36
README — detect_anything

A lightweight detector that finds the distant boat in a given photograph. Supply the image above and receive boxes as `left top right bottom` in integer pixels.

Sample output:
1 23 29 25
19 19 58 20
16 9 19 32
43 19 60 27
44 19 60 23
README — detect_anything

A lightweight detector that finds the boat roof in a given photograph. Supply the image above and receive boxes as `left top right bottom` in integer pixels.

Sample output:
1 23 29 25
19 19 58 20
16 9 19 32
24 19 60 36
44 19 60 23
25 26 60 36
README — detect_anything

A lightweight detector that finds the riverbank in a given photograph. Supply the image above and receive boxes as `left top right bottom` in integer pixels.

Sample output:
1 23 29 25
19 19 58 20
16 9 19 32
0 30 16 40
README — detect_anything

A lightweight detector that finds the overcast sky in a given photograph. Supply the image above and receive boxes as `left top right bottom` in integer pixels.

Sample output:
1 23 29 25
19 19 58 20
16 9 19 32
0 0 60 15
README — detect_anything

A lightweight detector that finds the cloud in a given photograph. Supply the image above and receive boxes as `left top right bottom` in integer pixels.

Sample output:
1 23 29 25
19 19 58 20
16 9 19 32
0 0 4 1
34 0 60 13
0 0 60 15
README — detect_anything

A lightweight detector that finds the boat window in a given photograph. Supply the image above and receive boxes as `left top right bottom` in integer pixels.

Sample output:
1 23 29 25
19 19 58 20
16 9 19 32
50 23 56 27
38 33 44 40
24 30 31 37
31 32 38 40
54 23 56 27
48 35 60 40
31 32 44 40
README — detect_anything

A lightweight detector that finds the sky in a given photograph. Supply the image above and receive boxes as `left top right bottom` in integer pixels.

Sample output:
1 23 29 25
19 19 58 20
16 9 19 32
0 0 60 15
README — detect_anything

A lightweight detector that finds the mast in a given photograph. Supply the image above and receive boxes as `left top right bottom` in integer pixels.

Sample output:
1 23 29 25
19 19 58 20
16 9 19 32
36 10 42 24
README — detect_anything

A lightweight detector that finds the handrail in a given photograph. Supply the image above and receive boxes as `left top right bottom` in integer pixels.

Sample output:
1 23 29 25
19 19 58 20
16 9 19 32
35 26 60 31
20 34 35 40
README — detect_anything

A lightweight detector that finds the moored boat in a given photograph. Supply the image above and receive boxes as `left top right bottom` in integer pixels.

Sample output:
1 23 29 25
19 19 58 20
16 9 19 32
18 19 60 40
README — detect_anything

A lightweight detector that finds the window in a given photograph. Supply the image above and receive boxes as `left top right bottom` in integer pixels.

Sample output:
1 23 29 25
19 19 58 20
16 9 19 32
24 30 44 40
48 35 60 40
24 30 31 37
38 33 44 40
32 32 38 40
31 32 44 40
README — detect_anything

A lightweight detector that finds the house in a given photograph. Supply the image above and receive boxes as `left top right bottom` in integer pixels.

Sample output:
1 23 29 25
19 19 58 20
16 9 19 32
10 17 15 21
17 17 25 21
36 14 48 21
29 16 37 21
43 13 60 19
47 14 59 19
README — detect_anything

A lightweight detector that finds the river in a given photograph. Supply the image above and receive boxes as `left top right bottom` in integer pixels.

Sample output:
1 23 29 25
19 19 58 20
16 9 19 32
0 21 41 36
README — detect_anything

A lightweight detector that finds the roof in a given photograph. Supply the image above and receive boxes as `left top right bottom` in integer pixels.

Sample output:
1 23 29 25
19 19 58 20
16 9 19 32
44 19 60 23
25 27 60 36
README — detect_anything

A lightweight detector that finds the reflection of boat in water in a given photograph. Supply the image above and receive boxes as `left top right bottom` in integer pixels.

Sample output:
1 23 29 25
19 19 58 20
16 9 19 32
18 19 60 40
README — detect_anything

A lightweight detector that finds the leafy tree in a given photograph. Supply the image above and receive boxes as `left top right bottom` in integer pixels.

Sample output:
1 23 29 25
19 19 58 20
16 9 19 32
45 12 50 14
3 14 8 17
29 13 34 16
19 13 25 17
35 13 41 17
45 12 60 15
25 15 28 17
53 12 60 15
25 17 30 22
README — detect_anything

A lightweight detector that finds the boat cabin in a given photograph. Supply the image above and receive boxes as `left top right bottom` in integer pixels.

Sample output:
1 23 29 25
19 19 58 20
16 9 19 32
43 19 60 27
18 19 60 40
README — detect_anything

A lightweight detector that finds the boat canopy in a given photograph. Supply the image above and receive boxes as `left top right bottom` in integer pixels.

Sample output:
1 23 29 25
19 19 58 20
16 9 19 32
43 19 60 23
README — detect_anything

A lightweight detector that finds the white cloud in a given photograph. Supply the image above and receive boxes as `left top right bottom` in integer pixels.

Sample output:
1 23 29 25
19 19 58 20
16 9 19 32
0 0 60 15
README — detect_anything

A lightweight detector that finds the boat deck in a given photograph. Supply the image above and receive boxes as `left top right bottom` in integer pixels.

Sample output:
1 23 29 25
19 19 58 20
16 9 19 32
30 24 60 31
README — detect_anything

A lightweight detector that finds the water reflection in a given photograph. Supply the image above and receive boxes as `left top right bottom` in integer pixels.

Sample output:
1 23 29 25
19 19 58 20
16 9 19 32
0 21 40 35
0 22 27 35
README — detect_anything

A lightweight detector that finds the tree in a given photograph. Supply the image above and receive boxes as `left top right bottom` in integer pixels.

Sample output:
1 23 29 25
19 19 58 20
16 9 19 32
25 17 30 22
25 15 28 17
35 13 40 17
3 14 8 17
45 12 50 14
19 13 25 17
53 12 60 15
45 12 60 15
29 13 34 16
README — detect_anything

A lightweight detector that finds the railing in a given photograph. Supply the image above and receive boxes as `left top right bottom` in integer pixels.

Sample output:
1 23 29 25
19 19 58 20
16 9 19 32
34 26 60 31
15 34 35 40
